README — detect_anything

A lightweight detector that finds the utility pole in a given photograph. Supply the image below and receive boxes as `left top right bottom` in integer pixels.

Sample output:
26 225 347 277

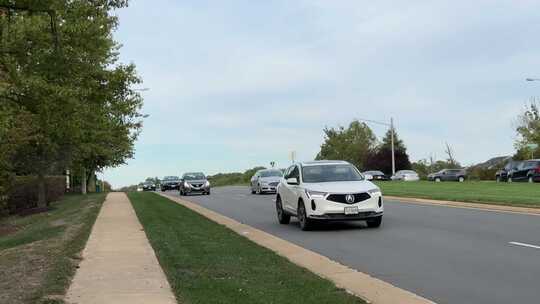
390 117 395 175
356 117 397 175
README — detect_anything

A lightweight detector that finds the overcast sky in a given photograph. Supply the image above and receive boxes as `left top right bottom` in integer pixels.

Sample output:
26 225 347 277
102 0 540 188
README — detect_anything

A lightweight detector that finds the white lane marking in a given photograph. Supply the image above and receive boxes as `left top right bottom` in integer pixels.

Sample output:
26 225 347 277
509 241 540 250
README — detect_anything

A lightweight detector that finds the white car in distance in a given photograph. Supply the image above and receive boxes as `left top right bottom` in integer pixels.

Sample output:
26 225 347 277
391 170 420 181
276 160 383 231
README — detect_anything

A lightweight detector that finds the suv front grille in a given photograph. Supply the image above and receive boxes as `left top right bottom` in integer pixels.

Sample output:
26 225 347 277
190 183 203 188
269 182 279 187
327 193 371 204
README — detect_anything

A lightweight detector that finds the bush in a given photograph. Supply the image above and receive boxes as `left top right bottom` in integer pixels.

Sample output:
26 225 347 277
7 176 66 214
467 167 498 181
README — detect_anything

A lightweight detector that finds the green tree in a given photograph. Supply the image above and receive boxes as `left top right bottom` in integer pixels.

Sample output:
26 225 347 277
514 100 540 159
0 1 143 206
365 129 411 174
315 120 377 169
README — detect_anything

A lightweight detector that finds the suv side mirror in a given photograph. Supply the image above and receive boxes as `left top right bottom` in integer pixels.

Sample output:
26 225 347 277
286 177 299 185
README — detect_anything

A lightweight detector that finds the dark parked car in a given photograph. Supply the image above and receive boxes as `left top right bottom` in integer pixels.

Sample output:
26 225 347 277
508 159 540 183
180 172 211 195
142 182 156 191
161 176 181 191
362 170 390 181
428 169 466 182
495 161 522 182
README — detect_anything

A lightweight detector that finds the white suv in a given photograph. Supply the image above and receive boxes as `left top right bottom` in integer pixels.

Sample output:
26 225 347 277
276 160 383 230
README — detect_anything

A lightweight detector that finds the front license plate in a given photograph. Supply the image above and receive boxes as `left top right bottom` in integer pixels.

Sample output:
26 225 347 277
344 206 359 215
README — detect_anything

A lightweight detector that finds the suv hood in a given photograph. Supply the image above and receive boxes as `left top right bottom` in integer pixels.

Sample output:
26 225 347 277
303 181 378 194
186 179 207 184
259 177 281 183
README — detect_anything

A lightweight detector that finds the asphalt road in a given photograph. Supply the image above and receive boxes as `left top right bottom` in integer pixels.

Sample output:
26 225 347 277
162 186 540 304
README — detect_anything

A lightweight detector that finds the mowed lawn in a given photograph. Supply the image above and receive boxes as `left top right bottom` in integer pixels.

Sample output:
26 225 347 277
375 181 540 207
128 192 365 304
0 193 105 304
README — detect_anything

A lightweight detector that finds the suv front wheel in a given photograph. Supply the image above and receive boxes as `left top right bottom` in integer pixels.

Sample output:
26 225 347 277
297 201 313 231
276 196 290 224
366 216 382 228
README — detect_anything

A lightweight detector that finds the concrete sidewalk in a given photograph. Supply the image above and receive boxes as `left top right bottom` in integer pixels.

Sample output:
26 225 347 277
66 192 176 304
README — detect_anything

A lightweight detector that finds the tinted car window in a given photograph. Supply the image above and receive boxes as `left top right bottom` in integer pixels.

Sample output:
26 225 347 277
260 170 282 177
290 166 300 179
284 166 295 178
302 164 364 183
183 173 205 180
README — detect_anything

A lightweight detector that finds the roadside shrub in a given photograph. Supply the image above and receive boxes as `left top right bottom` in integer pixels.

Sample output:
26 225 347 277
7 176 66 214
467 167 497 181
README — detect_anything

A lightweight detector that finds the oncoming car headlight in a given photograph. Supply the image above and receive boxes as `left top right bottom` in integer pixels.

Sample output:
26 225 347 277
367 188 382 196
204 181 210 187
305 189 327 199
184 182 190 188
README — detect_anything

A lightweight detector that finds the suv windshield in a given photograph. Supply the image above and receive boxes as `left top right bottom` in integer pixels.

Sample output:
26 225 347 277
260 170 282 177
183 173 205 180
302 164 364 183
163 176 179 181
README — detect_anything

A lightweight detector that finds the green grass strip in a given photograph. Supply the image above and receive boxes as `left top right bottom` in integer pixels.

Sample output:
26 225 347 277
376 181 540 207
0 193 106 304
128 192 365 304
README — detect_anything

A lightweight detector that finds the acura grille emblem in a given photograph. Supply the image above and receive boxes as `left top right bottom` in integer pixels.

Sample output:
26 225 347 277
345 194 355 204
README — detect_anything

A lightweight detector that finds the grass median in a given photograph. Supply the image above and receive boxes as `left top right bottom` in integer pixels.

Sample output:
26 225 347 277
0 193 106 304
376 181 540 208
128 192 365 304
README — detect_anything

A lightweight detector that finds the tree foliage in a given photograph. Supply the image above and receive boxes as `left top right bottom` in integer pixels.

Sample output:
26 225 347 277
315 120 377 169
514 100 540 159
0 0 143 206
365 129 411 174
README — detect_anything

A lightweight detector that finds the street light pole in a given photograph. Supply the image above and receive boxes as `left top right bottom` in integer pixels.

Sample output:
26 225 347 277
390 117 395 175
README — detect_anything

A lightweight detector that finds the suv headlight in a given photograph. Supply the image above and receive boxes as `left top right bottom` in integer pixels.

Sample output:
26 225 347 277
204 181 210 187
367 188 382 196
184 182 190 188
305 189 327 199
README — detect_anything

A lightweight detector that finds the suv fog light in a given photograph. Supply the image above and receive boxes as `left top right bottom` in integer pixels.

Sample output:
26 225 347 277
311 200 316 211
378 197 383 208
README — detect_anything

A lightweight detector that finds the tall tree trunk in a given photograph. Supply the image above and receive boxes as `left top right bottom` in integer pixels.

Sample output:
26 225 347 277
37 173 47 208
81 167 87 194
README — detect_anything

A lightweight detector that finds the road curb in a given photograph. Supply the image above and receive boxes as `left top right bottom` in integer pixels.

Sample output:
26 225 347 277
159 192 436 304
385 196 540 216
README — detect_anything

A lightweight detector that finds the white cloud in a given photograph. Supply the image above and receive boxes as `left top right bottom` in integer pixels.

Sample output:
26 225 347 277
103 0 540 188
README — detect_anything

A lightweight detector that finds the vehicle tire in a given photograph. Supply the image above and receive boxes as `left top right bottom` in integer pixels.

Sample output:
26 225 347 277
251 186 256 194
528 176 534 183
435 177 441 182
458 176 465 182
276 196 290 224
297 201 312 231
207 190 211 195
366 216 382 228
